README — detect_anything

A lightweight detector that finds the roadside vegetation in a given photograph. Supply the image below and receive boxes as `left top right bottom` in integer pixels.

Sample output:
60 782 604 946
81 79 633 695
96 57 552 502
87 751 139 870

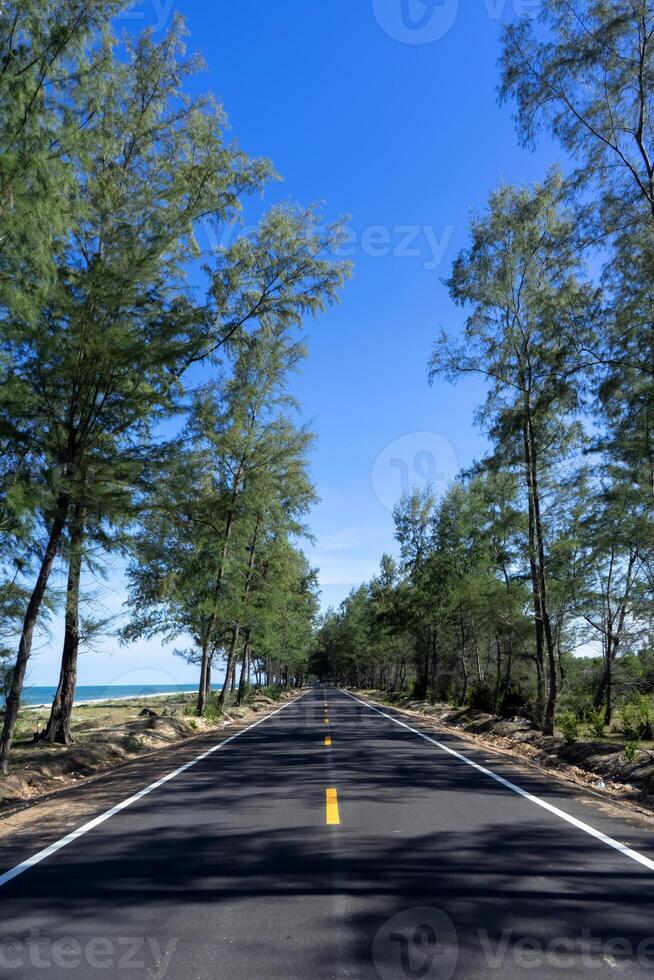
0 686 294 802
0 2 349 775
313 2 654 748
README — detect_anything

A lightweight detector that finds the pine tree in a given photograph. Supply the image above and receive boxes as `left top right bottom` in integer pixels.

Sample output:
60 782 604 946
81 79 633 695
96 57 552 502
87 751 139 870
430 175 597 733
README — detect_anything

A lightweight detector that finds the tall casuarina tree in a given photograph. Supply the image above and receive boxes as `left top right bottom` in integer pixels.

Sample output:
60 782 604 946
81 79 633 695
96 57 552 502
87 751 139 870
430 175 597 733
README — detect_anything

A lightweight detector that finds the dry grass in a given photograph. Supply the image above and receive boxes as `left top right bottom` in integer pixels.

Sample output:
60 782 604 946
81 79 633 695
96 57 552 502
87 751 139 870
0 689 290 805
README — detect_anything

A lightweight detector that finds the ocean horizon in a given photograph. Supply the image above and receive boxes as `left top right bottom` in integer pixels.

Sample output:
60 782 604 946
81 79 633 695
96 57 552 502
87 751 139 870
20 684 199 708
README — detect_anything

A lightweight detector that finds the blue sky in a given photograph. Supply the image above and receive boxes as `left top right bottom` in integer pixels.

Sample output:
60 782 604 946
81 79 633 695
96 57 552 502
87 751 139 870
29 0 560 687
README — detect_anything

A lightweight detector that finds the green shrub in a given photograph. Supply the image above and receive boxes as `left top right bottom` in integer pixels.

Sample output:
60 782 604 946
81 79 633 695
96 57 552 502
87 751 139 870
184 695 222 722
498 686 530 719
558 710 579 744
620 694 654 740
123 733 143 753
625 740 641 764
587 708 605 739
259 685 284 702
239 684 255 704
445 684 462 708
204 694 223 722
559 694 594 723
468 684 495 713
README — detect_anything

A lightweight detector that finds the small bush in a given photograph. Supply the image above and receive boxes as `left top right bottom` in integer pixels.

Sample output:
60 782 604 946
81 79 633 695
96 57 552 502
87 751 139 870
587 708 605 739
468 684 495 713
498 686 530 718
259 685 284 702
558 710 579 744
445 684 462 708
123 733 143 753
569 696 595 723
625 740 641 764
620 694 654 740
204 694 223 722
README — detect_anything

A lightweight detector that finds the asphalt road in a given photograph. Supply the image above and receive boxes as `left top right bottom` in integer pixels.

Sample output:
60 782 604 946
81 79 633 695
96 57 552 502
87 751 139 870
1 686 654 979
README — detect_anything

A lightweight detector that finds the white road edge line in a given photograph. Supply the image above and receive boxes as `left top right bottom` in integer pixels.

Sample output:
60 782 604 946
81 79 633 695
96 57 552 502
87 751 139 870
339 688 654 873
0 692 307 890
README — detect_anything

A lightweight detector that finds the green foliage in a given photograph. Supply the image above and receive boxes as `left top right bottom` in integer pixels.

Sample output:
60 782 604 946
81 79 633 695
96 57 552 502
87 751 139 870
587 709 606 740
625 741 641 765
203 695 224 723
498 687 531 719
258 686 284 702
469 685 495 714
239 684 255 704
123 734 144 753
122 315 326 714
620 694 654 741
558 711 580 745
0 658 14 710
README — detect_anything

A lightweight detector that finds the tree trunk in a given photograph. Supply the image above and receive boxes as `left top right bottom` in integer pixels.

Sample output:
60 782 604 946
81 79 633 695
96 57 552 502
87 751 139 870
197 642 211 716
503 638 514 693
523 414 555 732
529 425 557 735
458 608 470 705
428 628 438 700
195 475 242 715
236 630 251 705
0 489 70 774
229 515 259 706
205 655 212 702
218 623 241 707
472 626 484 686
413 636 429 699
594 634 616 726
39 505 86 745
494 636 502 712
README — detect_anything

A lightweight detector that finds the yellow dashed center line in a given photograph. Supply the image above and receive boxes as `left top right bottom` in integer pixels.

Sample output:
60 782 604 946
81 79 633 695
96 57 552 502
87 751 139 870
325 787 340 825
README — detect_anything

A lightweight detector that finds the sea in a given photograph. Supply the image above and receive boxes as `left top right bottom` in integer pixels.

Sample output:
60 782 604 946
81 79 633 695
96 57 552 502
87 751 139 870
20 684 198 708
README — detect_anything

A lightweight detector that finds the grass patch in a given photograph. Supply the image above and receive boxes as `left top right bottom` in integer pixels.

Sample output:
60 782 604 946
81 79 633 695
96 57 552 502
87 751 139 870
123 733 144 753
257 685 285 702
